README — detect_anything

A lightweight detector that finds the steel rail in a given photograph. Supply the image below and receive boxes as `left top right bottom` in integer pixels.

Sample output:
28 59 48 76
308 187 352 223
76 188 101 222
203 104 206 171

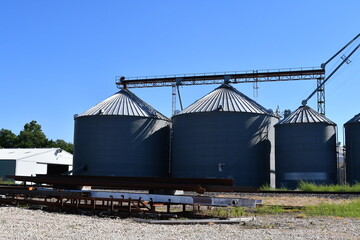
7 175 236 194
7 176 360 195
257 190 360 195
33 175 234 186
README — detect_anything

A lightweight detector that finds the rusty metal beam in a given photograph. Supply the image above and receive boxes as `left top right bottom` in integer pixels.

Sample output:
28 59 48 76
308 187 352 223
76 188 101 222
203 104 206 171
7 175 235 193
34 175 234 186
0 186 261 216
7 175 236 194
0 188 87 197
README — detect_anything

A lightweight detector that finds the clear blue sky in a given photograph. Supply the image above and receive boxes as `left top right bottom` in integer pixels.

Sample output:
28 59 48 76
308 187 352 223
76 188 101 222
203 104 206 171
1 0 359 144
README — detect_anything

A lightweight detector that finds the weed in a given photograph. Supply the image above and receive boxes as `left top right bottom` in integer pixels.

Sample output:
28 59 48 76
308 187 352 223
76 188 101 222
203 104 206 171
205 199 360 219
295 213 306 219
255 205 285 215
305 199 360 218
259 184 289 191
297 181 360 192
0 178 15 184
201 207 247 218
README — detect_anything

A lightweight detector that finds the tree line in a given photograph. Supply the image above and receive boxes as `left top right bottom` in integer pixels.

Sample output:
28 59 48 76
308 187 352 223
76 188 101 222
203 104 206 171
0 120 73 153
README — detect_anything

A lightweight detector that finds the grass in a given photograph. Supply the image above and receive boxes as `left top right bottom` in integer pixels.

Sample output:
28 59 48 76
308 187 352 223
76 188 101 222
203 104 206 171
252 199 360 218
259 184 289 191
260 182 360 192
254 205 288 215
203 205 301 217
297 181 360 192
257 181 360 218
200 207 248 218
0 178 15 184
305 199 360 218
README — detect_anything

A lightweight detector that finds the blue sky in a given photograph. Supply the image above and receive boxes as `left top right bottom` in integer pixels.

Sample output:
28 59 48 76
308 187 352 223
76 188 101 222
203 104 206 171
0 0 359 144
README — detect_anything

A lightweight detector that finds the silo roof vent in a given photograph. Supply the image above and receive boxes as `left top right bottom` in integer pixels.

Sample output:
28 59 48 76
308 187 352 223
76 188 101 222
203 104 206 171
277 106 336 125
177 84 274 116
77 89 170 121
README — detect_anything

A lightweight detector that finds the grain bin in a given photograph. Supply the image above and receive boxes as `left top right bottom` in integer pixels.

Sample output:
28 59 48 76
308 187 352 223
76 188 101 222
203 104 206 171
171 84 278 187
73 89 171 177
275 106 337 189
344 113 360 184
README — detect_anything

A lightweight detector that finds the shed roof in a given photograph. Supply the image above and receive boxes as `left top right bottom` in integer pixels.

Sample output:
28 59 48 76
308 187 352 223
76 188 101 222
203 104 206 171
277 106 336 125
77 89 170 121
176 84 274 116
0 148 73 165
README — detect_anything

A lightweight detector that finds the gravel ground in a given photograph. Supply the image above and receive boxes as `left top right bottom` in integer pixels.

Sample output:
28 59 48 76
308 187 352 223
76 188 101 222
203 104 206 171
0 206 359 240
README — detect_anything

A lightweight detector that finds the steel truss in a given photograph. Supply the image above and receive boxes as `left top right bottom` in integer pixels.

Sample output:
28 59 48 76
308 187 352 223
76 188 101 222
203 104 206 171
115 67 325 115
116 68 325 88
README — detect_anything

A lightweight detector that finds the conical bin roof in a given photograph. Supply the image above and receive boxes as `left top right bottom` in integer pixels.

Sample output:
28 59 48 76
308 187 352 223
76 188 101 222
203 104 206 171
177 84 274 116
77 89 169 121
345 113 360 125
277 105 335 125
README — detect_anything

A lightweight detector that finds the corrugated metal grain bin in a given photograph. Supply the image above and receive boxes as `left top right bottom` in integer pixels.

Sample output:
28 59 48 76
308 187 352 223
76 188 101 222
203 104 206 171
275 106 337 189
171 84 278 187
344 113 360 184
73 89 171 177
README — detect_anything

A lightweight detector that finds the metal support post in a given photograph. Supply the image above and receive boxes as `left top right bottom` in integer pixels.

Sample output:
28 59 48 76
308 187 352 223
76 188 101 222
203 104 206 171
172 85 176 116
317 77 325 115
151 203 155 212
167 200 171 213
128 198 132 213
253 70 259 99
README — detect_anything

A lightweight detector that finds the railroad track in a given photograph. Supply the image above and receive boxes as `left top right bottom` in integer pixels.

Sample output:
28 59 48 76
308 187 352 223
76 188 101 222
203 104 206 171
0 182 359 219
248 190 360 195
6 175 360 196
2 183 360 196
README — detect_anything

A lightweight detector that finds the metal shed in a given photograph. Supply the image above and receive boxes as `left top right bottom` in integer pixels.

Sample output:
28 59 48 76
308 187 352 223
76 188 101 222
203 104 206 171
0 148 73 181
344 113 360 184
275 106 337 189
171 84 278 187
73 89 171 177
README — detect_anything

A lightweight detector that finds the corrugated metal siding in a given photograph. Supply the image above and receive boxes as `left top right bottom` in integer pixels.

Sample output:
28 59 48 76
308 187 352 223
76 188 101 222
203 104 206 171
277 106 335 125
344 113 360 184
78 89 169 121
73 89 171 177
0 148 71 162
275 124 337 189
345 113 360 125
171 83 278 187
275 106 337 189
73 116 170 177
171 113 277 187
177 84 272 115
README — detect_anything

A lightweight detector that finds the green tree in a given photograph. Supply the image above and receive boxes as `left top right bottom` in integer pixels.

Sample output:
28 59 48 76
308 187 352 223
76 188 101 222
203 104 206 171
0 129 18 148
48 139 74 154
17 121 49 148
1 121 73 152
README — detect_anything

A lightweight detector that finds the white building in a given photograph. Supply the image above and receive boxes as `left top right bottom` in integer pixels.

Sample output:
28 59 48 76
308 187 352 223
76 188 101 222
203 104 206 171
0 148 73 181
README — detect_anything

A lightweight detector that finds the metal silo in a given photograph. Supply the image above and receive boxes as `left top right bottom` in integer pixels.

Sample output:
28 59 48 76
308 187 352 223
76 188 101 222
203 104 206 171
171 84 278 187
73 89 171 177
344 113 360 184
275 106 337 189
